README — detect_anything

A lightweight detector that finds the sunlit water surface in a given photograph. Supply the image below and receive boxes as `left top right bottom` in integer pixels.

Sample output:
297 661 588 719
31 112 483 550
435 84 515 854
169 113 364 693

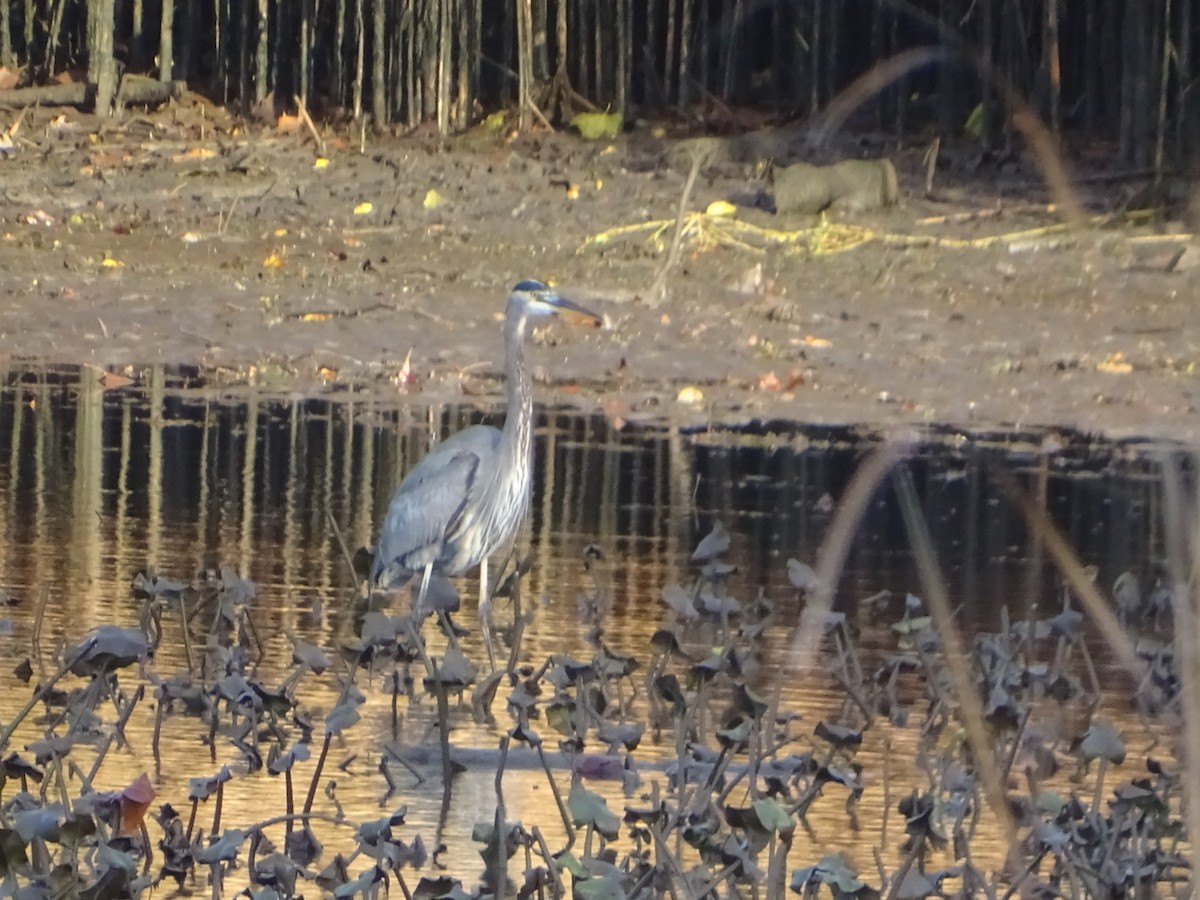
0 366 1179 888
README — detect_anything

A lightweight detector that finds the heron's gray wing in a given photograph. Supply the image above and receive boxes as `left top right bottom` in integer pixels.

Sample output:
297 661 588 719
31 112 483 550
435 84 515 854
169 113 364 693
372 425 501 587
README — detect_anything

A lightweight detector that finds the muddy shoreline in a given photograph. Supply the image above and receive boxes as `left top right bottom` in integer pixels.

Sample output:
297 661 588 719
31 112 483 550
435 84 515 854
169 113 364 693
1 105 1196 442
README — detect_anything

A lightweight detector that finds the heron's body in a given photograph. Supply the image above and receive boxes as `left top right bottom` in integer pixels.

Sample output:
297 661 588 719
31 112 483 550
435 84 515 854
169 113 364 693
371 281 600 664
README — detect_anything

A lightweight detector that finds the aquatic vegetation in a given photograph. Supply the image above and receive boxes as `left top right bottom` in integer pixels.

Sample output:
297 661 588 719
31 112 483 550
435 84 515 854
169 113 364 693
0 505 1194 900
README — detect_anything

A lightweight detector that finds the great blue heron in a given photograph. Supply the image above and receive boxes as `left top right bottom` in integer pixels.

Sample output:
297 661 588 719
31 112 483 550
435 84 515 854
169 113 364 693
372 279 602 664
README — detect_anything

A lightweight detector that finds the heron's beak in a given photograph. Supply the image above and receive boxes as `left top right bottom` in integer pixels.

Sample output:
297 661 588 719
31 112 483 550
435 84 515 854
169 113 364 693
547 293 603 328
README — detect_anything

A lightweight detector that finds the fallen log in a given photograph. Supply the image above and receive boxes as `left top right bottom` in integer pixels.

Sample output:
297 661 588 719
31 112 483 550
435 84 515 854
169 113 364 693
0 76 183 111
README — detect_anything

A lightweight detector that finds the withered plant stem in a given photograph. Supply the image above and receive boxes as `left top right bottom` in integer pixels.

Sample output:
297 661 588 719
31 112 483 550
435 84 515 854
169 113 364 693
212 779 224 835
400 619 453 792
531 825 566 898
488 735 509 895
648 146 705 307
303 730 332 816
178 594 194 675
893 466 1016 862
31 584 49 674
534 743 574 847
285 769 294 836
997 467 1144 679
0 646 83 752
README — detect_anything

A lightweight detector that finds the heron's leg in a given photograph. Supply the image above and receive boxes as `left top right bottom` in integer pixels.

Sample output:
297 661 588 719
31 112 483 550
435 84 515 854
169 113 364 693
415 563 433 620
479 557 496 671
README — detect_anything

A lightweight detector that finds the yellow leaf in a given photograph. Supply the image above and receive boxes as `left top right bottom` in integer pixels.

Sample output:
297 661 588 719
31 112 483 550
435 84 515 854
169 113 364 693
170 146 217 162
101 257 124 268
313 157 330 169
423 189 443 210
565 183 580 200
181 231 203 244
594 179 604 190
1097 352 1133 374
804 335 832 348
705 200 737 217
300 312 333 322
353 201 373 215
570 110 622 140
676 386 704 405
263 253 285 268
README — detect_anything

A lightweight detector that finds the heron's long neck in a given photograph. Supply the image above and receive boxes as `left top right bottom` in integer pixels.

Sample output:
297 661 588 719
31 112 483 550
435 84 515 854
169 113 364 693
502 311 533 469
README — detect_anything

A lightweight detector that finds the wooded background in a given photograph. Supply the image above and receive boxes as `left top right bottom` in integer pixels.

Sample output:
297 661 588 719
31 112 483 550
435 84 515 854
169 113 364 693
3 0 1197 170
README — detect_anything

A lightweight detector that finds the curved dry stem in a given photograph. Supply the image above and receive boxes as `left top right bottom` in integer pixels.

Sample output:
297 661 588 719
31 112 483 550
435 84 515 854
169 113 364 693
788 440 907 673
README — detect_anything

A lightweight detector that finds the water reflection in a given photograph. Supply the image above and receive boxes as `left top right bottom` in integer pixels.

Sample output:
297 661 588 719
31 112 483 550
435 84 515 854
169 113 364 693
0 364 1180 885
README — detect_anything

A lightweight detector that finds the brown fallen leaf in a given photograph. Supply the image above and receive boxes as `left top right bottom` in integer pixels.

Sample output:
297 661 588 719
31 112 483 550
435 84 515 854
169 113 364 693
759 371 781 392
119 773 155 835
98 371 135 390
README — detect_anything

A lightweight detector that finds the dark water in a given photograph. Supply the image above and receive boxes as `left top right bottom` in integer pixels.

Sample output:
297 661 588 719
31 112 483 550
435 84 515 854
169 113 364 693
0 365 1181 883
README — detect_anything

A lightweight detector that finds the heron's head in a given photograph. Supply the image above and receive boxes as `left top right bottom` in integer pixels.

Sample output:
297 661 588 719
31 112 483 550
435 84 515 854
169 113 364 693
509 279 603 327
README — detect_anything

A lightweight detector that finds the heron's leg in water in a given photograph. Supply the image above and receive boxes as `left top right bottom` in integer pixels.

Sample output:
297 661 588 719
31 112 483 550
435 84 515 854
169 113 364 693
479 557 497 670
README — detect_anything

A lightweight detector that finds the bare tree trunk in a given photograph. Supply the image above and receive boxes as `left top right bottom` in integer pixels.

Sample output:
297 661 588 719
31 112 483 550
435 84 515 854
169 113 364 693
592 0 602 102
299 0 311 107
353 0 365 118
980 0 994 148
336 0 348 101
1043 0 1061 134
160 0 175 81
255 0 269 103
239 0 252 111
516 0 534 129
615 0 629 114
372 0 388 123
437 0 451 132
531 0 548 80
88 0 117 114
663 0 676 104
677 0 692 110
810 0 822 114
1154 0 1172 177
1177 0 1192 164
130 0 144 71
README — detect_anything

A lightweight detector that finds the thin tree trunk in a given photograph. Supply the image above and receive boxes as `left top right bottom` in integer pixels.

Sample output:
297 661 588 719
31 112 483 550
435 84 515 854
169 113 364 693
130 0 144 71
353 0 365 118
722 0 743 101
615 0 628 113
212 0 225 101
531 0 548 80
1154 0 1172 177
299 0 311 107
664 0 676 104
335 0 347 102
517 0 534 129
255 0 269 104
980 0 993 148
87 0 117 114
437 0 451 132
23 0 33 68
372 0 387 123
160 0 175 81
1043 0 1061 134
810 0 821 115
677 0 691 110
593 0 602 102
1177 0 1192 163
239 0 252 112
